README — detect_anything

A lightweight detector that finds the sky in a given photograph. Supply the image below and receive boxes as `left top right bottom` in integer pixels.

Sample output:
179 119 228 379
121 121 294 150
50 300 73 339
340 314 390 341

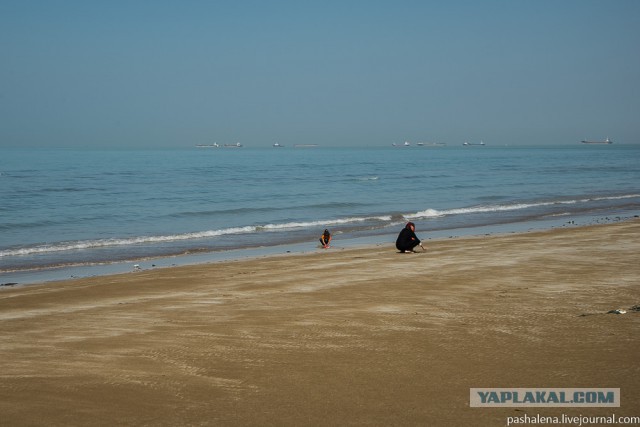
1 0 639 148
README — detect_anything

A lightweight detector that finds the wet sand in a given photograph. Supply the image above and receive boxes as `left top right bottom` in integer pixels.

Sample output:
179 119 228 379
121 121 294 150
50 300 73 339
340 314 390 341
1 220 639 426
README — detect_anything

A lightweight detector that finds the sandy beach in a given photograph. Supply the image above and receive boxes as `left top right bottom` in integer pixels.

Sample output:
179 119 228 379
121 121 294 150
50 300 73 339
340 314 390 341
1 220 639 426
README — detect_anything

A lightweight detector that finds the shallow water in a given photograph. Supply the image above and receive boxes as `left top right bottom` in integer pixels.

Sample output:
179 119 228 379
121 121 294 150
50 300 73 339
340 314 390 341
1 144 639 283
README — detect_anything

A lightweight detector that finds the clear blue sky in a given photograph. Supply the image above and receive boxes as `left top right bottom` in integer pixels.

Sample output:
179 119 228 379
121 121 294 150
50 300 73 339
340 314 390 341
1 0 639 148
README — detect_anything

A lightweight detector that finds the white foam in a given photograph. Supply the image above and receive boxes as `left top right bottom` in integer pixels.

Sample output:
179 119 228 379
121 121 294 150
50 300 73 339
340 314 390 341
3 194 637 258
0 216 392 257
405 194 640 220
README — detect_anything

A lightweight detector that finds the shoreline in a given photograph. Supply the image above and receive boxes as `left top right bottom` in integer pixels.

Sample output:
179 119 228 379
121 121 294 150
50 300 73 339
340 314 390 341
2 212 636 287
1 219 639 425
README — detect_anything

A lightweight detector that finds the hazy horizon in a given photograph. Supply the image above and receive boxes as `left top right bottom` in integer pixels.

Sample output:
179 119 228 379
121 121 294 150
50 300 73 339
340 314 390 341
2 1 639 148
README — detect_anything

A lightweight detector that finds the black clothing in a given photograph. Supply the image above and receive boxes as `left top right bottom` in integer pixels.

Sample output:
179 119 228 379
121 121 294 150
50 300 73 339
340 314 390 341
396 227 420 252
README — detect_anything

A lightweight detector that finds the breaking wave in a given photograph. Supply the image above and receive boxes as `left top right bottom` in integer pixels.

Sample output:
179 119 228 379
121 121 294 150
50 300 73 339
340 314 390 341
0 215 392 257
2 193 638 259
405 194 640 220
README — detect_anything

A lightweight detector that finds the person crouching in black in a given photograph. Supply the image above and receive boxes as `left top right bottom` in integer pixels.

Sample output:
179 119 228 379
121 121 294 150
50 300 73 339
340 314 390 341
395 222 425 253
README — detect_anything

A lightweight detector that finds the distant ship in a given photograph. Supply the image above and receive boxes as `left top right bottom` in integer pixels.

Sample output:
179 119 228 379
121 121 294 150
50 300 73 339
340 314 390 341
273 143 284 147
196 143 219 148
418 142 446 147
581 138 612 144
223 142 243 148
463 141 485 146
293 144 318 148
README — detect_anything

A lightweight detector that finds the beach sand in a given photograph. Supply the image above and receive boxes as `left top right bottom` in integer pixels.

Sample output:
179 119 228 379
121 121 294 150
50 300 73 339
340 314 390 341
1 220 639 426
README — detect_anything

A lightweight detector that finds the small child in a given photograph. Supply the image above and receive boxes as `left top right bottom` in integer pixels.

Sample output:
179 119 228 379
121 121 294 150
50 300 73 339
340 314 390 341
319 229 331 249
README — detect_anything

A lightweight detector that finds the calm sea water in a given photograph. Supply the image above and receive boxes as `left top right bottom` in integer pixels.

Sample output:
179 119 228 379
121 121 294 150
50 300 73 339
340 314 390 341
1 145 639 283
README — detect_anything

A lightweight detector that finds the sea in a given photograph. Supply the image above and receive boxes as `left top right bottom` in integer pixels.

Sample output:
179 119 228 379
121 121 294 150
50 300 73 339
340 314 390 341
1 144 639 285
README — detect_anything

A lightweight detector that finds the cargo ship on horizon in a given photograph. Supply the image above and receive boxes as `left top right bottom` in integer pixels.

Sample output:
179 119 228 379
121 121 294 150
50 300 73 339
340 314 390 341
581 138 612 144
